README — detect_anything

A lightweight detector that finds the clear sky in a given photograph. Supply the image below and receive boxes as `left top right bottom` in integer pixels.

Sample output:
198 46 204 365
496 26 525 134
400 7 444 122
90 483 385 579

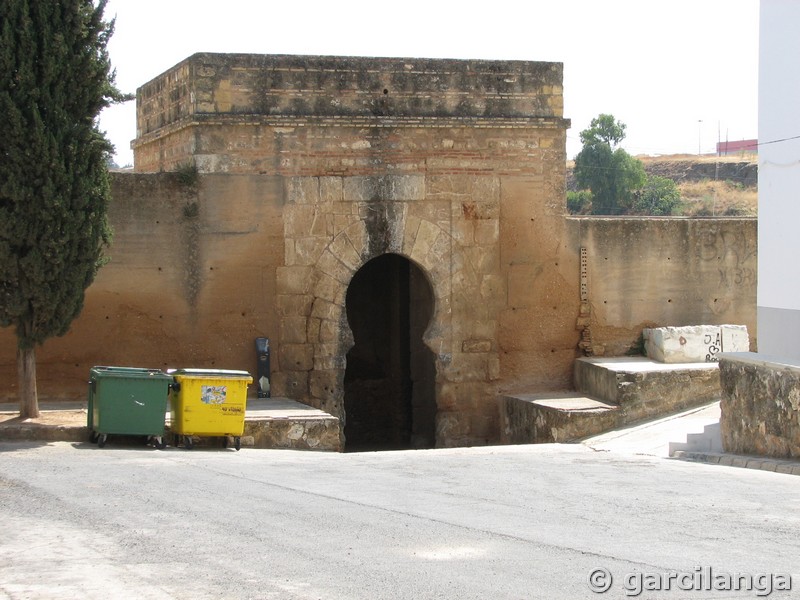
98 0 759 167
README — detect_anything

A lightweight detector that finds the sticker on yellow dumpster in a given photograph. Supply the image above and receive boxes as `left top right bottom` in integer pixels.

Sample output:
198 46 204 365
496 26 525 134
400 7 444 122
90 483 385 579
201 385 227 404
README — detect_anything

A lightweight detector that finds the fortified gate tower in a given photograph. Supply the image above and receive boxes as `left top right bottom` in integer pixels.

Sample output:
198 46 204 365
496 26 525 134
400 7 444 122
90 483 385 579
132 53 573 449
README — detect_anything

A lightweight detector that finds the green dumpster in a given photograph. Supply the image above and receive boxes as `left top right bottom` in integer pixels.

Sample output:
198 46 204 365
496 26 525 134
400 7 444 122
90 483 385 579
87 366 173 448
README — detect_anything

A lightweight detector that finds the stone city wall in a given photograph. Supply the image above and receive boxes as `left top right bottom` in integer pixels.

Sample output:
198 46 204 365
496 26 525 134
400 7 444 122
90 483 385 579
0 171 757 447
0 172 285 403
567 217 757 357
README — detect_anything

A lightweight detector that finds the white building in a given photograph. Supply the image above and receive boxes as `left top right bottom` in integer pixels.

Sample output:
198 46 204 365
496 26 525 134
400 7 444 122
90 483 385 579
758 0 800 360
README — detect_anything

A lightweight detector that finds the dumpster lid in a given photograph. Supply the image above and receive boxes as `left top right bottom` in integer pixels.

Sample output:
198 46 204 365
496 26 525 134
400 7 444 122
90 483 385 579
90 366 172 380
168 368 252 379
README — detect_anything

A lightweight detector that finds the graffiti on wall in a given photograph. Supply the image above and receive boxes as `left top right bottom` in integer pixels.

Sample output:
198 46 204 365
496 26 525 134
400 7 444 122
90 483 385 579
697 226 757 290
703 331 721 362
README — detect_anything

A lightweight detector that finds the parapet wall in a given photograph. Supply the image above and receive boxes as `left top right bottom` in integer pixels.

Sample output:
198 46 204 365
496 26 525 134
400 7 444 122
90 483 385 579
720 353 800 458
567 217 757 356
133 53 565 173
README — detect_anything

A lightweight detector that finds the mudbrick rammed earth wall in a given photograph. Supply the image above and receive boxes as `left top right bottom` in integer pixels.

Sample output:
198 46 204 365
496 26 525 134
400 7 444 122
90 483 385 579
0 54 757 449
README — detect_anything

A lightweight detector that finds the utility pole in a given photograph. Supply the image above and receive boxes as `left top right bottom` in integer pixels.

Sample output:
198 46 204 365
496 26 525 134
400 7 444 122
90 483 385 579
698 120 703 155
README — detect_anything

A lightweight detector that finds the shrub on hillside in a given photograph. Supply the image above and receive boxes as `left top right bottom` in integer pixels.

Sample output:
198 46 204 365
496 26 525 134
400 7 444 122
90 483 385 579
631 176 681 216
567 190 593 214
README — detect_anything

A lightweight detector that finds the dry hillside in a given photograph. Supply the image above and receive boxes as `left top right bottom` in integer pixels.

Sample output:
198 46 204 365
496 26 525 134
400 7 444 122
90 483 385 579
567 154 758 216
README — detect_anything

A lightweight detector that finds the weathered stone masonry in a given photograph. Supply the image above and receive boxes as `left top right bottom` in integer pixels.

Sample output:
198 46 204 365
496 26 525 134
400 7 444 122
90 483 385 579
0 53 757 450
131 53 570 448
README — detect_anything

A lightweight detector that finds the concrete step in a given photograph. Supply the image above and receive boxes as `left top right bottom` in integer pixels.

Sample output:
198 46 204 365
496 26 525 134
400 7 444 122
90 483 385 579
501 358 723 445
668 422 723 456
500 392 619 444
574 357 720 421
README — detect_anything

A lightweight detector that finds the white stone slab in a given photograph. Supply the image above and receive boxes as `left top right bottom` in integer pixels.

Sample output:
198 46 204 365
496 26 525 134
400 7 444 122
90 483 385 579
643 325 749 364
721 326 750 354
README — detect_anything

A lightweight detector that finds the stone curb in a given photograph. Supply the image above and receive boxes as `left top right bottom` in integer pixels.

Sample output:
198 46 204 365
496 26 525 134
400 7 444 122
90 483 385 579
671 451 800 476
0 424 88 443
0 415 342 451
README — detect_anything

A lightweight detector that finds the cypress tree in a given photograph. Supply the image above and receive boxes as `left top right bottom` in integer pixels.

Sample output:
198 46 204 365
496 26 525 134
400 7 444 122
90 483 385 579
0 0 126 417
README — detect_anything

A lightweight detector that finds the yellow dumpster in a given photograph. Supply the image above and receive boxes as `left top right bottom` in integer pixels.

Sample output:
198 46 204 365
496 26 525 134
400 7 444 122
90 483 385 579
169 368 252 450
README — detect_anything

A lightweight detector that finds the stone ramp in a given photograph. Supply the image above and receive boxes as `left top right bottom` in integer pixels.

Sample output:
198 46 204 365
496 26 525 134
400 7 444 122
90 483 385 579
502 357 721 444
585 401 721 457
0 398 342 451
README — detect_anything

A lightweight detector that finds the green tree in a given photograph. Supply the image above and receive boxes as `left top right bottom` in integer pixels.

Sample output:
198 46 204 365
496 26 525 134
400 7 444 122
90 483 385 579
0 0 126 418
566 190 593 214
631 175 681 216
573 114 646 215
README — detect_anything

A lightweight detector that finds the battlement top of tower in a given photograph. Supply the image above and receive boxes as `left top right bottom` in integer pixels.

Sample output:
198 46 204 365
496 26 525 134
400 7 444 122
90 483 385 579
134 52 565 139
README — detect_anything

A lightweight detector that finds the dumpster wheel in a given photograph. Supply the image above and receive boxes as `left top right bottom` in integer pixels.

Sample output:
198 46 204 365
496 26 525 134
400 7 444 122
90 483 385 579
183 435 193 450
151 435 167 450
97 433 107 448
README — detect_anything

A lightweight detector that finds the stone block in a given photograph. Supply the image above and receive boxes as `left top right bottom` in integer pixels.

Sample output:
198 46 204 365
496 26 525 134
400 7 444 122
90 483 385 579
411 220 442 264
402 215 421 255
473 220 499 245
293 237 326 266
643 325 749 364
721 326 750 354
313 273 345 305
270 371 308 399
313 354 346 371
342 175 425 202
342 222 368 255
462 339 492 353
329 232 362 270
279 344 314 371
306 317 321 342
279 316 308 343
309 370 341 404
275 294 313 317
318 319 338 343
311 298 341 321
286 177 320 204
276 266 313 295
435 411 470 448
319 176 343 202
283 204 317 235
317 249 352 284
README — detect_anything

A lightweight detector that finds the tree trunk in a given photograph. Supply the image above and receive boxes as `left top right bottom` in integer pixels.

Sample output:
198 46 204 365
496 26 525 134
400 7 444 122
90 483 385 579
17 346 39 419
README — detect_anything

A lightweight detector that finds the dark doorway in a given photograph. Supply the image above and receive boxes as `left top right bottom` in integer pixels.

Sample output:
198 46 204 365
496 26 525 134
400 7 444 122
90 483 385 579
344 254 436 451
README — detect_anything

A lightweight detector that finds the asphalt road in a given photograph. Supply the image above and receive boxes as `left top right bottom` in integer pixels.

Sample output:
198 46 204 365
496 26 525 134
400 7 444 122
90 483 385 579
0 441 798 600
